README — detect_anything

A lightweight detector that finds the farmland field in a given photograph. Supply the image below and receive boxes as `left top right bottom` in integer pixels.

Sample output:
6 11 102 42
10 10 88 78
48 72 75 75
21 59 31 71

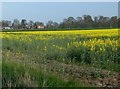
1 29 119 87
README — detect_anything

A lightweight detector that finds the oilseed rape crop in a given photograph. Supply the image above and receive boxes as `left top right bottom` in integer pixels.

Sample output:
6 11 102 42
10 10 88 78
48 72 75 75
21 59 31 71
1 29 119 87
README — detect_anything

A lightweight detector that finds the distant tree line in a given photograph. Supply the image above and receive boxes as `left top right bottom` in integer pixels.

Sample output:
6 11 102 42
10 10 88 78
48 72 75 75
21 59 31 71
1 19 44 29
59 15 118 29
1 15 119 30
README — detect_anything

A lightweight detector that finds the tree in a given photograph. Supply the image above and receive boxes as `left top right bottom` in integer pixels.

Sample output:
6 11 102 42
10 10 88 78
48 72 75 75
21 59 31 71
67 17 76 23
76 17 82 22
21 19 28 29
93 16 99 28
28 20 34 29
2 20 11 27
61 17 77 29
60 19 68 28
83 15 93 28
76 17 83 28
97 16 110 28
53 22 59 29
118 18 120 28
46 21 54 28
110 16 118 28
12 19 20 29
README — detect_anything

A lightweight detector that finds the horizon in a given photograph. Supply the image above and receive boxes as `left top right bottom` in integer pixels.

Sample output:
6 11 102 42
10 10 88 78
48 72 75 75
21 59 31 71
2 2 118 23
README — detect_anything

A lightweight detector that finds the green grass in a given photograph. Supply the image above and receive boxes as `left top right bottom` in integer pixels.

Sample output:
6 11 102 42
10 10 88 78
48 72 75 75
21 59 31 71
2 61 87 87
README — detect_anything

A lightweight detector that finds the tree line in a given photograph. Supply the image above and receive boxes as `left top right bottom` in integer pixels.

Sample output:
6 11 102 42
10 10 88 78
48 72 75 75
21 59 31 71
1 15 119 30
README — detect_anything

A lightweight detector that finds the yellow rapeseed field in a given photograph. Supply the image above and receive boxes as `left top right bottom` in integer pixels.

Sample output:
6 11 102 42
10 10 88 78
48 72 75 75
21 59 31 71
1 29 119 87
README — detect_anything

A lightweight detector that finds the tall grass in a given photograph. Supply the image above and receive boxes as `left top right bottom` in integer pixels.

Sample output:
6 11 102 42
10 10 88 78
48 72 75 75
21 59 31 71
2 60 84 87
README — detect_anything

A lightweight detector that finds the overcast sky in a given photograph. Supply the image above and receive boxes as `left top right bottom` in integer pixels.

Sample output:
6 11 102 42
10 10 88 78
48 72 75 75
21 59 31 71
2 2 118 23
